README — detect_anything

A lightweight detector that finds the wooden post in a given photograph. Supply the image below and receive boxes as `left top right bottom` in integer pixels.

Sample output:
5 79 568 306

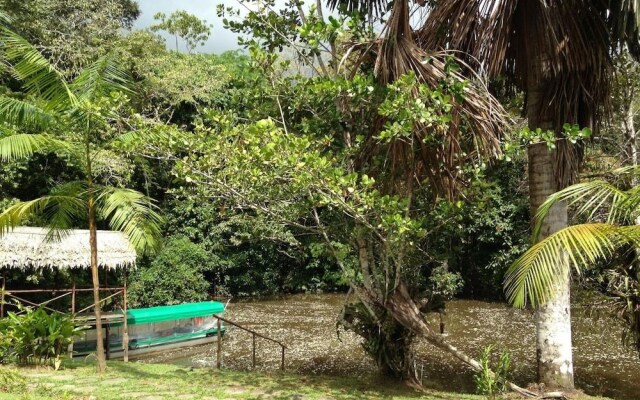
439 311 445 335
216 317 222 369
252 333 256 369
123 272 129 363
1 272 5 318
71 279 76 315
105 323 111 360
68 279 76 358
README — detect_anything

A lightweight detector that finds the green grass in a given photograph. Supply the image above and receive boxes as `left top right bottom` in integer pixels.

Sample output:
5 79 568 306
0 361 611 400
0 361 482 400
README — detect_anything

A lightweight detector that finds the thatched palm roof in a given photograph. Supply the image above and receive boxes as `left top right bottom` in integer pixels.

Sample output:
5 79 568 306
0 227 136 270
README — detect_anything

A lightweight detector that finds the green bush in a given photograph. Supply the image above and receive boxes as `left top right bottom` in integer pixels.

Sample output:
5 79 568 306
0 306 80 367
164 199 347 297
128 236 211 307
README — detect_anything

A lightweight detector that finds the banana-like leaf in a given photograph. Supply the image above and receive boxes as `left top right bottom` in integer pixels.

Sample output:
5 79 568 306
95 186 163 255
0 195 87 237
0 133 76 161
505 223 640 308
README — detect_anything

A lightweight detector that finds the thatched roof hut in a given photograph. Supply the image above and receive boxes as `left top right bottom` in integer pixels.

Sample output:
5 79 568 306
0 227 136 270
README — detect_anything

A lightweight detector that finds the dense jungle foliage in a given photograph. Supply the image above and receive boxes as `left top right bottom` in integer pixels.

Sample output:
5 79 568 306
1 0 640 391
0 3 534 302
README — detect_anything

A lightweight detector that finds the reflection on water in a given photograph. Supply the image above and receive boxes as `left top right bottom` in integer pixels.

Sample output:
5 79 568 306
140 294 640 400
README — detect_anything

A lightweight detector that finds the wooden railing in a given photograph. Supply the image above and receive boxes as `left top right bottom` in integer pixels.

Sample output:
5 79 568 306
213 314 287 370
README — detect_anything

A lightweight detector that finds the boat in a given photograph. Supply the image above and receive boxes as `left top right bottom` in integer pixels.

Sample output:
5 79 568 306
72 301 226 359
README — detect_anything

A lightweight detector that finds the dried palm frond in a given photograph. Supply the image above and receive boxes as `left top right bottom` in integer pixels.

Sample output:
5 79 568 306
346 0 508 199
610 0 640 57
419 0 627 188
325 0 391 17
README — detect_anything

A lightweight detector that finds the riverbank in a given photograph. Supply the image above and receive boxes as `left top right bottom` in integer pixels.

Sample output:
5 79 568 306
0 361 612 400
160 294 638 399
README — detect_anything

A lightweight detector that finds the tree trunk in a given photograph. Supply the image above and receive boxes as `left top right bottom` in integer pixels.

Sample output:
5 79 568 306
383 282 535 397
525 12 575 383
87 146 106 373
528 142 574 389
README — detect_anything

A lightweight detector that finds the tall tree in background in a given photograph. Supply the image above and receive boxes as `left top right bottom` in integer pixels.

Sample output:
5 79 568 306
0 29 162 372
611 51 640 169
419 0 640 389
151 11 212 53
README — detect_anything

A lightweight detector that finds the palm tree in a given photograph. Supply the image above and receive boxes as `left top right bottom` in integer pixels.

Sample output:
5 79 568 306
505 167 640 357
416 0 640 389
0 29 163 372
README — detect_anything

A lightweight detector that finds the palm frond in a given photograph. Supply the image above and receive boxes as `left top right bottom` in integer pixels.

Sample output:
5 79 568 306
0 195 87 237
533 180 631 240
348 0 508 198
0 28 75 108
95 186 163 255
611 164 640 183
0 11 11 25
70 55 131 103
609 0 640 58
325 0 391 18
504 223 636 308
0 96 55 131
0 133 75 161
420 0 616 187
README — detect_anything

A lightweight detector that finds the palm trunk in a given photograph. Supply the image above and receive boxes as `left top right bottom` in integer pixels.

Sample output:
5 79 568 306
525 13 575 384
527 142 574 389
87 144 106 373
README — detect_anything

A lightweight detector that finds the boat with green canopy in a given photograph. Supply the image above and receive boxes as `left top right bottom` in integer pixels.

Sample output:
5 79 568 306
73 301 226 359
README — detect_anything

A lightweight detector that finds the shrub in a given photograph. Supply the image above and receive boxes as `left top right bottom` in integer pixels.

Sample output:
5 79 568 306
473 344 511 397
0 306 80 367
128 236 211 307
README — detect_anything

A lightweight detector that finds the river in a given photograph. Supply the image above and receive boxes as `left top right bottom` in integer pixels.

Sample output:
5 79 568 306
140 294 640 400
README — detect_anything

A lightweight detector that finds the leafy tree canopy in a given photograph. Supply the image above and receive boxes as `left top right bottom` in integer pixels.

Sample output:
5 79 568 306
151 10 212 53
0 0 140 74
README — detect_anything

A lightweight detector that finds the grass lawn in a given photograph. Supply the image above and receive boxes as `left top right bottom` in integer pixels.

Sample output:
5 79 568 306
0 361 611 400
0 361 483 400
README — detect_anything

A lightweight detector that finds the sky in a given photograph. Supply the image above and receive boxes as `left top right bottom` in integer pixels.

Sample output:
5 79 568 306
133 0 289 54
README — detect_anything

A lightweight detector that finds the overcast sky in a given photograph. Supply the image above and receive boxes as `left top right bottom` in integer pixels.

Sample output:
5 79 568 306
133 0 288 54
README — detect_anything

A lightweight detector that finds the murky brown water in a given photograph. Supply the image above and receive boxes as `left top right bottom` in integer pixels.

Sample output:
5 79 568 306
140 294 640 400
